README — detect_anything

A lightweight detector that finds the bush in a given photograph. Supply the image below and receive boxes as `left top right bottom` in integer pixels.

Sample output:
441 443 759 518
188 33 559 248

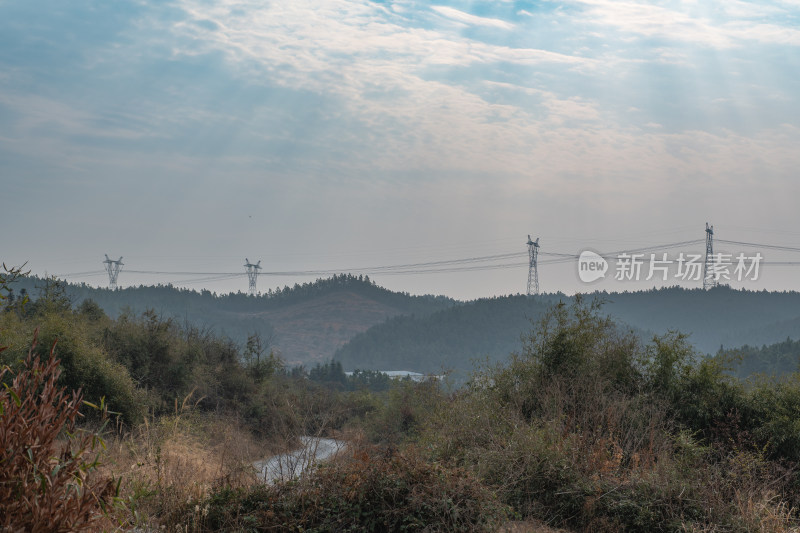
362 379 443 444
746 378 800 463
0 330 116 531
421 298 800 531
195 445 510 532
27 312 144 426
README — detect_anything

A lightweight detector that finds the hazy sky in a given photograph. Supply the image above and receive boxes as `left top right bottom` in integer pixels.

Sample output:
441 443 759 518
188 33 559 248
2 0 800 300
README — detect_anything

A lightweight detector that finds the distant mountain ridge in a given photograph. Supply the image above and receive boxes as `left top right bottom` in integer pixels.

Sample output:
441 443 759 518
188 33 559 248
9 276 800 373
334 286 800 374
7 274 455 366
601 287 800 352
334 294 559 375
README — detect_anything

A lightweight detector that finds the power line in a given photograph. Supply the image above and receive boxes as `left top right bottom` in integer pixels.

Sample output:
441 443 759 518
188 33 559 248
536 239 706 266
171 274 244 285
42 234 800 291
56 270 107 278
52 239 705 282
125 270 243 275
716 239 800 254
119 251 531 277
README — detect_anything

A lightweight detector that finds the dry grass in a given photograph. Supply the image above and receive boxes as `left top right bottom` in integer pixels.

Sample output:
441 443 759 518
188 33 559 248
502 520 574 533
100 401 274 530
677 480 800 533
731 492 799 533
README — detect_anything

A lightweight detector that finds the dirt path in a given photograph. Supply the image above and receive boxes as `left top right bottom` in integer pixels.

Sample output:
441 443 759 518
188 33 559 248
253 436 346 483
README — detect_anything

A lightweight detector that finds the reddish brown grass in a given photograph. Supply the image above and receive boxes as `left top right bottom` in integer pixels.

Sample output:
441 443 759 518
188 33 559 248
0 330 115 532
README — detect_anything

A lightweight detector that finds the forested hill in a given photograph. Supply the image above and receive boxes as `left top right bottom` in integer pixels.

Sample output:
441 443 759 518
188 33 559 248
719 337 800 379
334 294 561 375
335 286 800 374
10 275 800 374
6 274 455 366
601 286 800 353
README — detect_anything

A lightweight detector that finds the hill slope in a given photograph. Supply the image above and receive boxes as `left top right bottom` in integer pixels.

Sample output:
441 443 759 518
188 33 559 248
720 337 800 379
335 286 800 374
242 290 424 365
8 274 455 366
12 276 800 374
600 286 800 352
334 294 560 374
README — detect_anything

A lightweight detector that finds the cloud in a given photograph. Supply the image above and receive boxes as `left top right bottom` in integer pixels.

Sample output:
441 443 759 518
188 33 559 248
565 0 800 49
430 5 515 30
565 0 733 48
1 0 798 205
1 0 799 299
727 22 800 46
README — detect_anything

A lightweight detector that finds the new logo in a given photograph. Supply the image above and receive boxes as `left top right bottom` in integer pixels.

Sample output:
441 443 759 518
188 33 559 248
578 250 608 283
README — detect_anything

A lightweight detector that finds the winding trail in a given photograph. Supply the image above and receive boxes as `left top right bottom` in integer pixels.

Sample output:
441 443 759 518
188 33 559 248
254 436 346 484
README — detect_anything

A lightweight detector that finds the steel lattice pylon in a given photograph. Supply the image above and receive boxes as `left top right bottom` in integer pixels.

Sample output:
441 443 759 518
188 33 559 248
103 254 124 290
527 235 540 296
244 258 262 296
702 223 717 290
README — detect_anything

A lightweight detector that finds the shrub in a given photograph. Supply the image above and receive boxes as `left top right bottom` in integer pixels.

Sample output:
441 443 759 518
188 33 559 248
0 330 116 531
363 379 444 444
28 312 144 426
747 378 800 463
195 445 510 532
421 298 800 531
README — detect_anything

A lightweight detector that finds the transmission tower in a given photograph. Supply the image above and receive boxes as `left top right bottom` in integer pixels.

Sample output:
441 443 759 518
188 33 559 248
702 223 717 290
103 254 124 290
526 235 540 296
244 258 262 296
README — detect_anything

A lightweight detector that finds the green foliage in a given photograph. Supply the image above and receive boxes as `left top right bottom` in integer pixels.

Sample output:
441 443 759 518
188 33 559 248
655 344 800 464
2 289 387 445
482 296 646 425
721 337 800 379
644 330 696 395
101 309 256 416
10 273 454 366
336 286 800 375
0 310 143 425
243 332 282 383
308 359 348 389
77 298 107 322
305 361 395 392
747 378 800 463
30 276 74 315
421 297 800 531
363 379 444 444
600 285 800 354
0 263 29 312
346 369 393 392
335 294 557 375
668 357 747 439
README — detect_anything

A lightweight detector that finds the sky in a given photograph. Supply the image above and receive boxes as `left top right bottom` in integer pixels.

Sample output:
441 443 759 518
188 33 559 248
2 0 800 300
